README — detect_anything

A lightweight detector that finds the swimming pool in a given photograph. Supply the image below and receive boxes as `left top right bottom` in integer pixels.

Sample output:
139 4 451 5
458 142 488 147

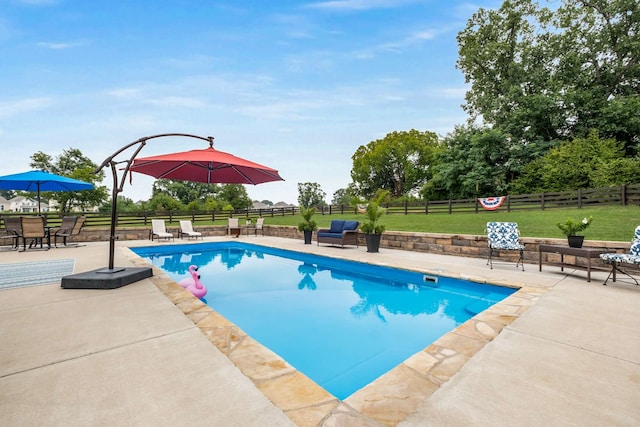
133 242 516 400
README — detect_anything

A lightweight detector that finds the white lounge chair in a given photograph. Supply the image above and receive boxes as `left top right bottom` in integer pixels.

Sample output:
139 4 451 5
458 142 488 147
151 219 174 241
227 218 240 237
254 217 264 236
179 220 203 240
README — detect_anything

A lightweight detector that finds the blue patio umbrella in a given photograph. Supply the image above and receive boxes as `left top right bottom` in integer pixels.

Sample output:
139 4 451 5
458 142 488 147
0 170 94 215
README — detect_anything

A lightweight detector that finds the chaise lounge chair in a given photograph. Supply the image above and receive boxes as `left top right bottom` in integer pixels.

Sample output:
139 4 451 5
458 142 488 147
150 219 174 241
254 217 264 236
227 218 241 237
600 226 640 286
486 221 525 270
179 220 203 240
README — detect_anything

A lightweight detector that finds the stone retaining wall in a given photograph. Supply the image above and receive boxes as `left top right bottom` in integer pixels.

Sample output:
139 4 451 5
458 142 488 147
73 225 629 267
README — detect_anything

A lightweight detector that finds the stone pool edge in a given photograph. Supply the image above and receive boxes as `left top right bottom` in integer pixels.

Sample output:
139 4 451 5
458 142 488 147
123 247 546 427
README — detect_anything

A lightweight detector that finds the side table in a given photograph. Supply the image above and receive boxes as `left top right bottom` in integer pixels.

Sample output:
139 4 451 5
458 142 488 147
538 244 615 282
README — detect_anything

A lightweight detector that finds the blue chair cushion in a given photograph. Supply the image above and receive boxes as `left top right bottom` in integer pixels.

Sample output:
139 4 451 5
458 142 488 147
343 221 359 231
600 226 640 265
487 222 523 249
317 231 340 238
329 220 345 233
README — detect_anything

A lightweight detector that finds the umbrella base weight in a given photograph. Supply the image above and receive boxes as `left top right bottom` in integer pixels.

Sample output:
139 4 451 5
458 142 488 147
61 267 153 289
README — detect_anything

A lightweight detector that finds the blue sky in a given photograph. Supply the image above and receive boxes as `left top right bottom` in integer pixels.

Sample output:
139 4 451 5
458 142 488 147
1 0 500 204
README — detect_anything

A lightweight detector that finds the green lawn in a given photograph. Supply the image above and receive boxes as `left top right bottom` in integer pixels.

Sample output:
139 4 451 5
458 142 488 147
251 205 640 242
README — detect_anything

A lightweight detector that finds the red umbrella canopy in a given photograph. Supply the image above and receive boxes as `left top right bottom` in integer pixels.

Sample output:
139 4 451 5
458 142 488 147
129 143 284 185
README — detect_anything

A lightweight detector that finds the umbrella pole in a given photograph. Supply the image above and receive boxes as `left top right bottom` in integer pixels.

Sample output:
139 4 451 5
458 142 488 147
63 134 215 288
106 161 123 272
37 184 41 216
108 167 117 270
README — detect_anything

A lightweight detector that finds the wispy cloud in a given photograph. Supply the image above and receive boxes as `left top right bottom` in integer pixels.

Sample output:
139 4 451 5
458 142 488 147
106 88 143 100
306 0 424 11
106 87 207 108
18 0 58 5
0 97 52 118
37 40 85 49
353 28 439 58
145 96 208 108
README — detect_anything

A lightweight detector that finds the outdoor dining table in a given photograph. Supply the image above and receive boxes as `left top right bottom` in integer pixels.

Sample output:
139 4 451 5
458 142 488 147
43 226 53 248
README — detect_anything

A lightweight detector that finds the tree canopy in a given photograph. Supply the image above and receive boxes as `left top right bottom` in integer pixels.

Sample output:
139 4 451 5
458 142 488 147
152 179 220 205
351 130 442 199
29 148 109 212
151 180 250 210
407 0 640 200
511 130 640 193
425 126 517 199
297 182 326 207
457 0 639 149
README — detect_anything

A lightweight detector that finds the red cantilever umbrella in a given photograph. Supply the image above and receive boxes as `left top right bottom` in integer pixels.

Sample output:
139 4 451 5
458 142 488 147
128 140 284 185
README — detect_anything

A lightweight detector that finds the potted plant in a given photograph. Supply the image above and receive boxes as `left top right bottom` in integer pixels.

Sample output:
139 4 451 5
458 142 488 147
357 192 388 253
297 206 317 244
556 216 593 248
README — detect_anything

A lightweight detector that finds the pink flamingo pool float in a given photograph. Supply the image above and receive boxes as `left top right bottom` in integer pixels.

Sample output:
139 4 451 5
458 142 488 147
178 265 207 299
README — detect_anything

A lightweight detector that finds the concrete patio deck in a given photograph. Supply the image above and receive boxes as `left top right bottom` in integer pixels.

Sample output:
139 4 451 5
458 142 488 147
1 236 638 426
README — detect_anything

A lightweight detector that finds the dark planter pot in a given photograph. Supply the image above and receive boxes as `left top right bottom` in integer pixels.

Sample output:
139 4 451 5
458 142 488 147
567 235 584 248
365 233 382 253
303 230 313 244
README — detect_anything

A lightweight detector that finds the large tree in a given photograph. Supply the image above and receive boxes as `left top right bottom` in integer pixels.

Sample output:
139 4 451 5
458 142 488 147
30 148 109 212
351 130 442 199
511 130 640 193
217 184 252 210
152 179 220 205
425 126 519 199
331 187 355 206
457 0 640 150
297 182 326 208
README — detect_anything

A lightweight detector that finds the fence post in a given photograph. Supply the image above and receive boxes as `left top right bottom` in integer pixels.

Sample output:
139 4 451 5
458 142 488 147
541 193 545 210
404 200 408 215
506 195 511 212
475 198 479 213
448 200 452 214
424 200 429 215
622 184 627 206
578 189 582 209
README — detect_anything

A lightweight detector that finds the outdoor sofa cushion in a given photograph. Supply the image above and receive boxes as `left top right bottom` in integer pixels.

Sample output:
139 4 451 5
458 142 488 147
329 220 345 233
318 220 359 239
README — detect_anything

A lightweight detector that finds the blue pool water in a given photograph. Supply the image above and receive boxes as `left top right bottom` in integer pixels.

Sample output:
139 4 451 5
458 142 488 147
133 242 515 399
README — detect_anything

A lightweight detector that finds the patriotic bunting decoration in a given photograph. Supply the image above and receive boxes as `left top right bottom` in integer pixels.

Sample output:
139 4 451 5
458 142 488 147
478 196 505 211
